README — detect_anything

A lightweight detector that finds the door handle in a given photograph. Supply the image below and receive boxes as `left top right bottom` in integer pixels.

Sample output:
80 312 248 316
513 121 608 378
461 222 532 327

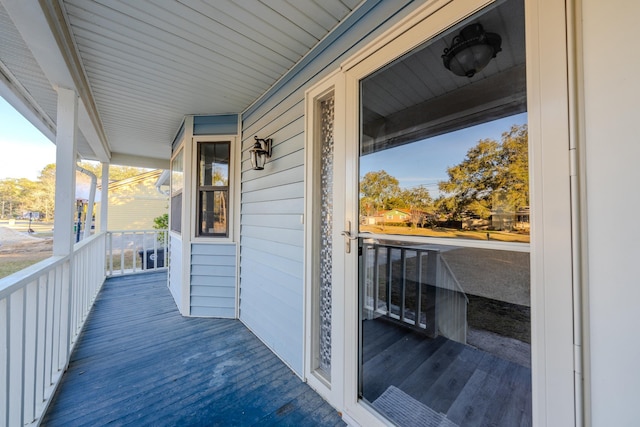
340 230 358 240
341 220 357 253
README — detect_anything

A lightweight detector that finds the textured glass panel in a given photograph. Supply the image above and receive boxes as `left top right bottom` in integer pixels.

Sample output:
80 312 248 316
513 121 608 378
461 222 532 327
318 96 334 377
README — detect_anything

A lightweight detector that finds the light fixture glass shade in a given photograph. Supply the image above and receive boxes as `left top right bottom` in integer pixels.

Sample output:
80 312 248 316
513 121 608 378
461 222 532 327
442 23 502 78
249 137 272 170
250 147 267 170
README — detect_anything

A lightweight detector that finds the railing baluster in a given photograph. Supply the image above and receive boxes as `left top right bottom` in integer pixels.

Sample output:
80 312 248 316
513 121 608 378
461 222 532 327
0 232 109 426
0 230 171 425
385 247 392 316
0 298 8 426
104 230 168 276
416 250 423 328
108 232 113 276
24 281 37 422
373 244 379 314
357 242 468 342
119 232 125 275
400 248 406 323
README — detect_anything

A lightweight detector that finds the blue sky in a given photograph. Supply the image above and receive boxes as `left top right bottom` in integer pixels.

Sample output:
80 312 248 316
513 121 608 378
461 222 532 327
1 92 527 189
0 97 56 180
360 113 528 196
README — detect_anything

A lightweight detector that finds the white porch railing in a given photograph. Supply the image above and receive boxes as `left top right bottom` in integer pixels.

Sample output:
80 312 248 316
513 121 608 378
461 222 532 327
0 232 106 427
362 242 468 343
106 230 168 276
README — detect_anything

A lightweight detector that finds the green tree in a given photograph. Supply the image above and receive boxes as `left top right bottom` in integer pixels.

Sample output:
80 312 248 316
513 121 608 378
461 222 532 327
15 178 38 215
438 124 528 221
360 170 401 229
399 186 433 228
0 179 22 218
34 164 57 221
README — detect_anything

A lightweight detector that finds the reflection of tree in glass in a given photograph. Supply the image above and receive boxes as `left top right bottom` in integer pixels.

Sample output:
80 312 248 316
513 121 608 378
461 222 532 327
360 170 434 229
400 186 433 228
437 124 528 221
360 170 399 229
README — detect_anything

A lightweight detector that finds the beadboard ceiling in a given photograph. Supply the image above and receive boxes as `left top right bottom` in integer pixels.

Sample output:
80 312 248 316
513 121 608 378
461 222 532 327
0 0 362 166
0 0 525 166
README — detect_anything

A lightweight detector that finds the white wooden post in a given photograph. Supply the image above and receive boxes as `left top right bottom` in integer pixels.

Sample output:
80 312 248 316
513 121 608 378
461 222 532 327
81 167 97 240
53 87 78 256
100 162 109 232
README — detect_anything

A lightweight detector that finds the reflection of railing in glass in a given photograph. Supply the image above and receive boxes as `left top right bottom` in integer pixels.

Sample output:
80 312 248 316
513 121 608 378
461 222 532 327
361 241 468 343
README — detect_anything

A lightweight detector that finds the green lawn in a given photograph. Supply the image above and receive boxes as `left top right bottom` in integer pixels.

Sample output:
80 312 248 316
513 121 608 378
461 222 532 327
360 224 530 243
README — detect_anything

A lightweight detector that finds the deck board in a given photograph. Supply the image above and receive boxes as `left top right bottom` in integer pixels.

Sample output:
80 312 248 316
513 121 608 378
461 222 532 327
41 272 344 426
362 318 532 426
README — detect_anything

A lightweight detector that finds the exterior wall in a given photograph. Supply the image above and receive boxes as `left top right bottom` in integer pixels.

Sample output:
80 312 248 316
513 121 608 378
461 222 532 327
581 0 640 424
190 243 236 317
168 114 240 318
238 0 421 375
96 170 168 231
106 197 166 231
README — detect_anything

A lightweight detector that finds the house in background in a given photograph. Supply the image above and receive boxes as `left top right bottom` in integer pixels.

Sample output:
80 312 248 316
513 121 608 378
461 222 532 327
1 0 639 426
95 169 168 231
382 209 411 223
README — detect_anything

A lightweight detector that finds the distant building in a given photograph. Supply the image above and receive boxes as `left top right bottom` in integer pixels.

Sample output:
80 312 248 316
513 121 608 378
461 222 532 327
383 209 411 222
491 207 530 231
95 170 168 231
21 211 40 220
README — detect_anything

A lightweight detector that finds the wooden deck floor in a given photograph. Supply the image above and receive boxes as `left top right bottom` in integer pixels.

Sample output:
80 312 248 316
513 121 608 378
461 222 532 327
361 319 532 427
42 272 344 427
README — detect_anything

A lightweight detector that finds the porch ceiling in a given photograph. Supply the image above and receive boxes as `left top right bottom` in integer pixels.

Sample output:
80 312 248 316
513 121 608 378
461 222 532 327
0 0 363 167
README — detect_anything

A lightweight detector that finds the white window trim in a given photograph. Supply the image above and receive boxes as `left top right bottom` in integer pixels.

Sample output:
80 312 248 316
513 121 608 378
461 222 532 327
169 143 184 238
191 135 238 244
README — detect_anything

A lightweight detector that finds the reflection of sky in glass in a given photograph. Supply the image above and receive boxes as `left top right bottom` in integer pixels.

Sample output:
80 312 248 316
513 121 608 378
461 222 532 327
213 163 228 186
171 149 183 194
360 113 527 196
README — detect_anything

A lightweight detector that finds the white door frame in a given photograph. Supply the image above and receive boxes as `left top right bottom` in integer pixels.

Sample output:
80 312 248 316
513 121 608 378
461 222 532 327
305 0 577 425
303 70 346 407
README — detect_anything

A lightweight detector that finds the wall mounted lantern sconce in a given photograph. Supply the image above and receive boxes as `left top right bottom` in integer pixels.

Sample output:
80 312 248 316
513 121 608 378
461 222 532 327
442 23 502 78
249 136 272 170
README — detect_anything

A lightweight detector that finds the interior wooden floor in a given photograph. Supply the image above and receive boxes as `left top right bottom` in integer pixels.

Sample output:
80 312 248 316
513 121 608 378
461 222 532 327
361 318 532 427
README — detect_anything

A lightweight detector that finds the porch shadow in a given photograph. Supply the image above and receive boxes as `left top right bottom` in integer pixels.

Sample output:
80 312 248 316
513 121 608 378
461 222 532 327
41 271 344 426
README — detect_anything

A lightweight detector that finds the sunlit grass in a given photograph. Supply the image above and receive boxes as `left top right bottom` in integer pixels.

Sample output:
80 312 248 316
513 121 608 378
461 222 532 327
360 224 530 243
0 253 52 279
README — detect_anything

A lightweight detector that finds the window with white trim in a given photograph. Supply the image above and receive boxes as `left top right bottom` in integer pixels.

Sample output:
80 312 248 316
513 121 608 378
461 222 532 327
196 141 230 237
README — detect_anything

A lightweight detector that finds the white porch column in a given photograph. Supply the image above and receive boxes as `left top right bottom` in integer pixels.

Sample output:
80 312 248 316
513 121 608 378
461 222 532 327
53 87 78 256
100 162 109 232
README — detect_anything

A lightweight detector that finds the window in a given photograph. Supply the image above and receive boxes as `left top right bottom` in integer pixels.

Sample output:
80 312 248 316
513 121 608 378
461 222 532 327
170 148 183 233
197 141 230 237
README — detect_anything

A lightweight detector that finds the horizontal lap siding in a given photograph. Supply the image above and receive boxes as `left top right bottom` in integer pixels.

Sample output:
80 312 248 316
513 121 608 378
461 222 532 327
239 0 419 375
190 243 237 318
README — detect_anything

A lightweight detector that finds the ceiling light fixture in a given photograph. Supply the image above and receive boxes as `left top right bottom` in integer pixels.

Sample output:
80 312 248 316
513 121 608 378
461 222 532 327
442 23 502 78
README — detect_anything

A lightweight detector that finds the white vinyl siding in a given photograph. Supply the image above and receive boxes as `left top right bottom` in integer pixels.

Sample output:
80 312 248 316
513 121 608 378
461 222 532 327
190 243 236 318
239 0 421 376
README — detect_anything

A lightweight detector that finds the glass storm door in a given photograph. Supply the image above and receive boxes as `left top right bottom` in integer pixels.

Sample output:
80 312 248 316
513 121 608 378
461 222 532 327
354 1 532 425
